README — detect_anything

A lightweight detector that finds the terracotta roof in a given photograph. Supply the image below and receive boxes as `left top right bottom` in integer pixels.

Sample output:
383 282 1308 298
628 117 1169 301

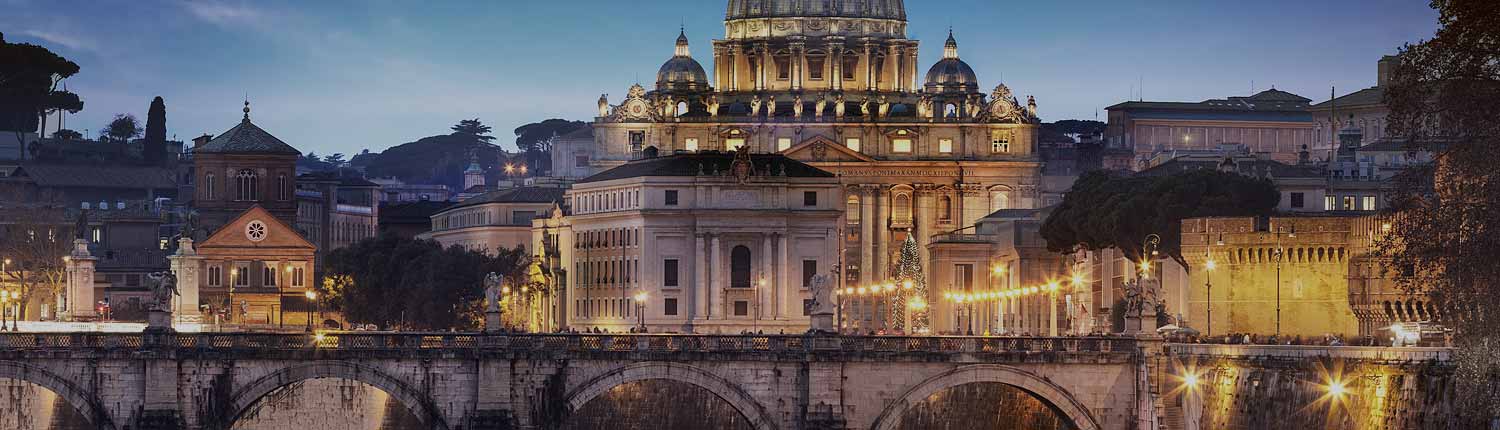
1309 87 1385 110
195 119 300 155
577 152 834 184
448 187 566 210
15 164 177 189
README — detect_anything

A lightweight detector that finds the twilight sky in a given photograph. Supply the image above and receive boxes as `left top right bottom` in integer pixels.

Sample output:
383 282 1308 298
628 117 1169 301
4 0 1437 156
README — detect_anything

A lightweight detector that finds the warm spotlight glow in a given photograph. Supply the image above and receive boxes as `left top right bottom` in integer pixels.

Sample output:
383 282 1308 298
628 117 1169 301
992 264 1005 275
1047 282 1059 292
1071 274 1084 286
1183 374 1199 388
633 291 649 303
504 164 515 173
1139 260 1151 273
909 298 927 311
902 280 914 290
304 291 317 300
1206 260 1217 271
1328 381 1346 397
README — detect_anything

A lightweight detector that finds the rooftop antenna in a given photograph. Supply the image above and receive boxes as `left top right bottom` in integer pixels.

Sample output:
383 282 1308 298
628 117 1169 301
1138 74 1144 101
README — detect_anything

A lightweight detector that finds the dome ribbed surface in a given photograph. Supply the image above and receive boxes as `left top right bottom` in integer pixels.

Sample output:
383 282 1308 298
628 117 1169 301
726 0 905 20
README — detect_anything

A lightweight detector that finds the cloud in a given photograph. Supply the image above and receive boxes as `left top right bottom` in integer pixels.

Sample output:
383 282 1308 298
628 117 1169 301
20 30 97 52
180 1 263 25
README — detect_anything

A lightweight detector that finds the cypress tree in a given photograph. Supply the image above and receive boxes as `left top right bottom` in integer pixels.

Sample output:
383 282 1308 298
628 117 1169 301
144 96 166 164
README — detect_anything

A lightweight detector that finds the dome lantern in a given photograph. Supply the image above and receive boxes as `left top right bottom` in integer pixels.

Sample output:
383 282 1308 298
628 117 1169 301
656 31 710 92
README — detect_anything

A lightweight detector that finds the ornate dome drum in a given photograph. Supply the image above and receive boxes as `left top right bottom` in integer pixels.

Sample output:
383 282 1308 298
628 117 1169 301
724 0 908 40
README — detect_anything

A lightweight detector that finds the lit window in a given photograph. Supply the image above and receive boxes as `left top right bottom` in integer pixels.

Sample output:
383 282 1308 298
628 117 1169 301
991 130 1011 153
235 265 249 286
292 266 305 287
1325 195 1337 211
726 138 746 151
845 138 861 152
685 138 699 151
777 138 792 152
939 139 953 154
892 138 912 153
1361 196 1377 211
1343 196 1355 211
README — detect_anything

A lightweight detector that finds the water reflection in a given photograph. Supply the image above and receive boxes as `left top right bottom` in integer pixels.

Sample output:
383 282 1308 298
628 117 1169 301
0 379 91 430
565 379 754 430
899 382 1076 430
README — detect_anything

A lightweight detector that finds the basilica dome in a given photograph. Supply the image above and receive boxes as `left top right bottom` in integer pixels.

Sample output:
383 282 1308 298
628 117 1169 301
726 0 906 20
657 31 710 92
924 32 979 94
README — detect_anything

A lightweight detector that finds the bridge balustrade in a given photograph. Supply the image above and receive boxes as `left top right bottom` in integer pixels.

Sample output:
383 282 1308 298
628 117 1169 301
0 332 1139 356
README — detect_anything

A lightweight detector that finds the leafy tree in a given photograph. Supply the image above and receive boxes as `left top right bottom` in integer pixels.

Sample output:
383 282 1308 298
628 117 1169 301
0 32 84 160
143 96 166 164
452 119 495 144
1040 169 1280 267
101 114 140 143
322 153 345 165
1050 119 1106 136
50 129 81 140
321 234 526 330
514 119 586 175
1377 1 1500 422
0 199 71 321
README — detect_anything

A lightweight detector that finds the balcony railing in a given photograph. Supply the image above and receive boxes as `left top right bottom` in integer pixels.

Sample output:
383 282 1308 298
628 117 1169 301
1167 343 1452 362
0 332 1138 355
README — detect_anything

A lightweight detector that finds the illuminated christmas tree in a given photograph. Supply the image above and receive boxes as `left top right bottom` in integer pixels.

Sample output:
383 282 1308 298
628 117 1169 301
893 235 929 332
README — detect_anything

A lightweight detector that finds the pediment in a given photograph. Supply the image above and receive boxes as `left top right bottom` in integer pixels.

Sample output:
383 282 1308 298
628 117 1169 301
782 136 876 163
199 205 316 250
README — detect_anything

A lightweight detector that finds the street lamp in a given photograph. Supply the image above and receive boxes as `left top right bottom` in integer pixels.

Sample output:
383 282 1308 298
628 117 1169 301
1205 258 1216 338
632 291 648 332
0 290 10 331
303 290 318 333
1273 225 1296 339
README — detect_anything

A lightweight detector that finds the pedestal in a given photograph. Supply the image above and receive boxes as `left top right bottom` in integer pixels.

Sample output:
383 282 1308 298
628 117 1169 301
485 310 501 333
1125 313 1146 335
146 309 175 334
65 239 98 321
809 311 835 334
168 238 203 323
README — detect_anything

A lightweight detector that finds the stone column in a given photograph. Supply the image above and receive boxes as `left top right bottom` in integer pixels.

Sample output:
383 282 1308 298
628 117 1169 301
757 43 770 91
778 233 791 319
905 44 920 93
829 40 844 92
915 186 934 278
762 234 775 321
998 299 1006 334
874 187 890 281
730 43 743 92
65 239 97 321
168 238 203 324
859 187 875 286
791 41 805 91
695 234 707 321
888 45 903 92
710 234 723 320
862 42 875 91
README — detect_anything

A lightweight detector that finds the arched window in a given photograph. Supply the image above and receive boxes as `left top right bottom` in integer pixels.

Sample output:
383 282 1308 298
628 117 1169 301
990 190 1010 212
731 246 752 289
276 174 287 201
236 169 258 201
846 196 861 225
204 174 215 200
893 193 912 224
938 196 953 221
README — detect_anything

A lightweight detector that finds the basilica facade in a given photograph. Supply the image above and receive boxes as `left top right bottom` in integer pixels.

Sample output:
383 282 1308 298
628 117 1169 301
555 0 1044 331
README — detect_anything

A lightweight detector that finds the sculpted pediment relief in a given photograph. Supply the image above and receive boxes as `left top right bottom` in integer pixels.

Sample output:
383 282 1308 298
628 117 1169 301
782 136 875 163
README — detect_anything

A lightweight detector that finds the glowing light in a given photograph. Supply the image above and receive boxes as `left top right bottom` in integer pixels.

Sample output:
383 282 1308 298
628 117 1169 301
519 165 529 175
1071 274 1084 286
857 287 867 295
504 164 515 173
303 291 317 300
1328 381 1346 397
1139 260 1151 273
902 280 914 290
1047 282 1059 292
313 332 327 343
992 264 1006 275
633 291 649 303
1381 223 1392 233
909 298 927 311
1183 374 1199 388
1206 260 1217 271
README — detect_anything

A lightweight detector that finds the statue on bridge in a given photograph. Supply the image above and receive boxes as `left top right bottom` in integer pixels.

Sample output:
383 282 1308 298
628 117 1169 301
807 273 837 333
146 271 179 312
484 272 503 312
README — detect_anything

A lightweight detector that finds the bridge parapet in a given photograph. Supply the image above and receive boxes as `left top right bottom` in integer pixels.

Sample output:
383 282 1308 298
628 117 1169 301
1166 343 1452 363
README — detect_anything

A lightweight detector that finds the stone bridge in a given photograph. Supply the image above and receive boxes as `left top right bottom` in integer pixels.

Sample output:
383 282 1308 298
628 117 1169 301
0 332 1150 430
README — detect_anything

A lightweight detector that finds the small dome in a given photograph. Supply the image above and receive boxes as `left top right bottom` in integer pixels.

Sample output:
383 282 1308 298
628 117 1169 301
657 31 710 92
923 31 979 93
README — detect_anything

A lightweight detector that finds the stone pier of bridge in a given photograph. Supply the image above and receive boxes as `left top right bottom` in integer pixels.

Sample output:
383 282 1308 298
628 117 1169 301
0 333 1148 430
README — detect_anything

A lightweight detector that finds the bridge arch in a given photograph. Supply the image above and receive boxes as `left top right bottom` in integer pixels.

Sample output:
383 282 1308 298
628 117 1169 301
870 364 1101 430
0 360 115 430
564 361 778 430
224 361 449 429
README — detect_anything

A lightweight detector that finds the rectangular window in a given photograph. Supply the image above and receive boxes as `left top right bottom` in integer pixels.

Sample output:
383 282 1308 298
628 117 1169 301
664 298 679 316
234 265 249 287
292 267 305 287
1325 195 1337 211
808 57 825 80
1361 196 1377 211
1343 196 1355 211
262 265 277 286
208 266 222 287
1290 192 1305 209
939 139 953 154
726 138 746 151
734 301 749 316
991 130 1012 153
802 260 818 288
629 131 645 155
575 155 590 168
845 138 861 152
665 190 679 206
684 138 699 152
892 138 912 153
955 264 975 291
91 227 103 244
663 259 680 287
803 191 818 207
777 137 792 152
